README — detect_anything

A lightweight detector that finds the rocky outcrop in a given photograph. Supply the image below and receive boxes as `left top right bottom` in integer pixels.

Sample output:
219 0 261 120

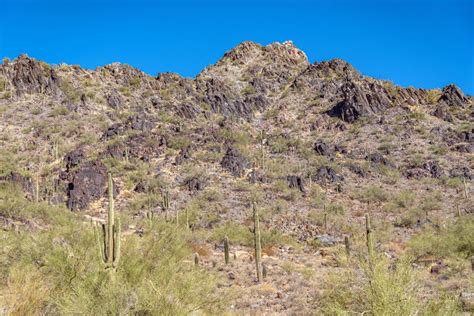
287 175 306 193
313 166 343 184
326 81 393 123
64 147 85 172
438 84 470 108
198 78 252 118
63 160 113 211
106 90 124 109
2 55 61 96
314 140 334 158
221 147 249 177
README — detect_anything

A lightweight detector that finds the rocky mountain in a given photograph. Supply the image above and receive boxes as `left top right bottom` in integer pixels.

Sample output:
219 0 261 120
0 41 473 313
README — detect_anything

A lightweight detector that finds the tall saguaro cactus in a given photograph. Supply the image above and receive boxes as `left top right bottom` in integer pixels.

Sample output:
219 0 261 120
365 213 373 268
162 189 170 221
95 172 121 271
224 236 230 264
253 202 263 282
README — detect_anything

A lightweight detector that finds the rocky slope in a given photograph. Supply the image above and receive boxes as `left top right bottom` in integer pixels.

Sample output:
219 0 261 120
0 41 473 313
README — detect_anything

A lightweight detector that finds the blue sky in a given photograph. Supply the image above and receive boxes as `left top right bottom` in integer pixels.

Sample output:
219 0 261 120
1 0 473 94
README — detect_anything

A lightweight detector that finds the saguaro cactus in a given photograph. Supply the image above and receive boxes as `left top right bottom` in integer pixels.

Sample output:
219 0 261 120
162 189 170 221
365 213 373 267
95 172 121 271
253 202 263 282
344 235 351 257
194 253 200 266
224 236 230 264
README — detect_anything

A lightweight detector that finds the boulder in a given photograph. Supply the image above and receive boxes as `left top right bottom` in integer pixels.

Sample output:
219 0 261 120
9 55 61 96
326 81 392 123
221 147 249 177
66 160 116 211
286 175 306 193
313 166 343 184
314 140 334 157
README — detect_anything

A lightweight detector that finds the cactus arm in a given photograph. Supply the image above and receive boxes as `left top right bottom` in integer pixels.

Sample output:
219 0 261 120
113 218 121 269
253 202 263 282
94 222 106 264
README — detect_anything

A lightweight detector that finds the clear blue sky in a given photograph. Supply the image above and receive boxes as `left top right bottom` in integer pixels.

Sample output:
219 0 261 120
1 0 473 94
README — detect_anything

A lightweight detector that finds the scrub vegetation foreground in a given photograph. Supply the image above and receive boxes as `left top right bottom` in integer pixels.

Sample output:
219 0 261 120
0 41 473 314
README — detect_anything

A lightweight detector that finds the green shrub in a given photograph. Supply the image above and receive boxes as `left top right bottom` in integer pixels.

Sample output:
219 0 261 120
0 184 223 314
353 185 389 204
408 217 474 259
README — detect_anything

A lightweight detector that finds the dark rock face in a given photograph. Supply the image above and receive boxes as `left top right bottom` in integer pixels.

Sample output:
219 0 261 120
366 152 391 166
455 129 474 153
64 148 85 172
221 147 249 177
199 78 252 118
8 55 61 96
292 59 360 92
314 140 334 158
106 91 124 109
347 164 366 177
286 175 306 193
326 81 392 123
438 84 470 108
65 160 113 211
184 177 205 192
313 166 343 184
126 115 154 132
125 134 165 161
176 103 202 119
102 123 125 139
106 143 125 159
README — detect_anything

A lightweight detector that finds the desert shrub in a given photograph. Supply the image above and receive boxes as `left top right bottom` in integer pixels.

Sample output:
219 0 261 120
353 185 389 204
384 190 416 213
0 186 223 314
49 105 69 117
408 217 474 259
317 251 461 315
210 222 253 246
